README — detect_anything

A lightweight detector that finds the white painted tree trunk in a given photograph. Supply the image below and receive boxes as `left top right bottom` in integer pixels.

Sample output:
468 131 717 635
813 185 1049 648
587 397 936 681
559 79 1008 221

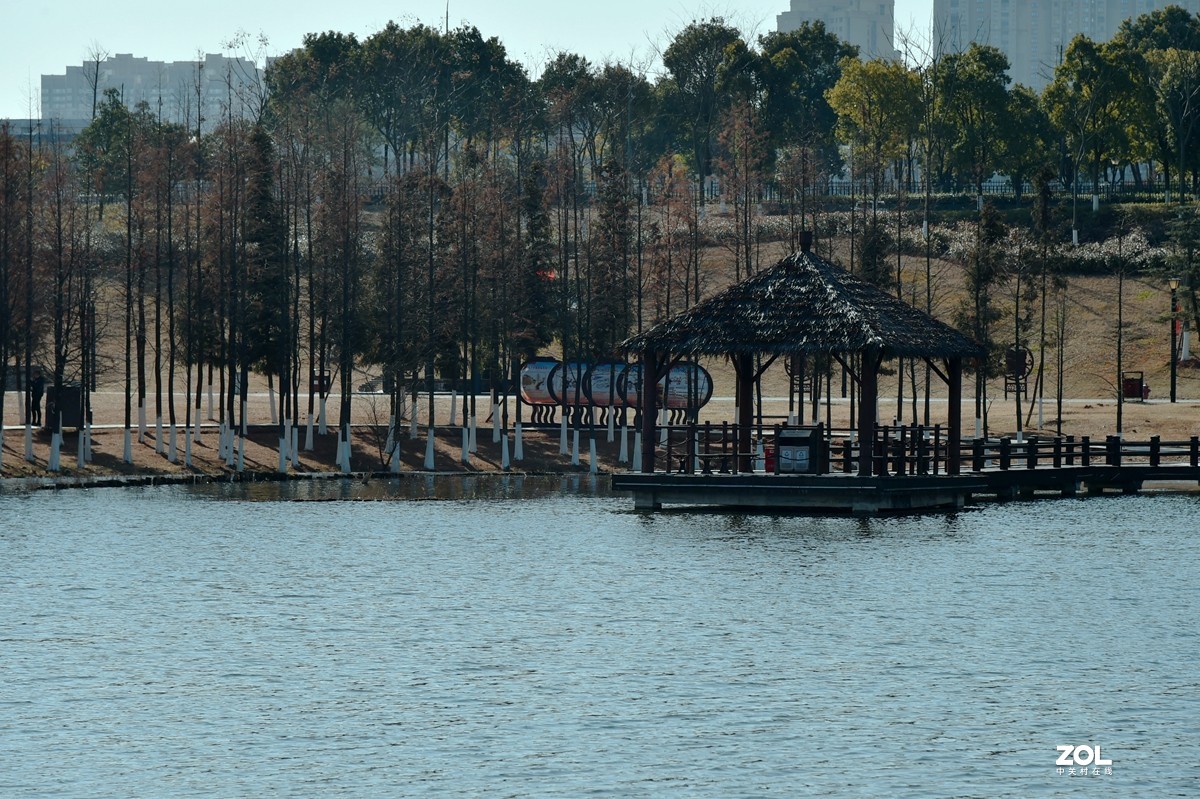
571 429 580 466
633 432 642 473
618 423 628 463
607 410 615 442
168 425 177 463
49 430 61 471
514 422 524 461
278 435 288 474
468 415 477 454
123 427 132 464
424 425 436 470
492 404 501 443
291 424 300 468
318 396 327 435
155 415 164 454
24 423 33 461
305 412 314 451
460 426 470 464
559 416 568 455
501 432 510 470
237 435 245 472
589 437 597 474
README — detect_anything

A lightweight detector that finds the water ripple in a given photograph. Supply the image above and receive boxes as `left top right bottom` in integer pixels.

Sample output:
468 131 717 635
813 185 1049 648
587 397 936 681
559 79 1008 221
0 482 1197 797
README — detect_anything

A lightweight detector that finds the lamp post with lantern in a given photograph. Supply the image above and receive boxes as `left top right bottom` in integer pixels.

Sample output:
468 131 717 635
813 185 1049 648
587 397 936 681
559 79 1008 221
1169 277 1181 403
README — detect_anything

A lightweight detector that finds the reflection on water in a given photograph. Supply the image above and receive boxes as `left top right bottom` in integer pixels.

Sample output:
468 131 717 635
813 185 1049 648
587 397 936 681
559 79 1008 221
1 482 1197 798
197 473 613 503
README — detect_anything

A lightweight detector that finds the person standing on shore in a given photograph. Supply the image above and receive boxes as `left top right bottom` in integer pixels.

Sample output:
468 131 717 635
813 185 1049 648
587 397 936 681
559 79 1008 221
30 368 44 427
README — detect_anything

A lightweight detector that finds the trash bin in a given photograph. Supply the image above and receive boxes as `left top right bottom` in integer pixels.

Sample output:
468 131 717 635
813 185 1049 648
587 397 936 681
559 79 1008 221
1121 371 1144 401
45 383 84 429
310 371 332 394
776 426 825 474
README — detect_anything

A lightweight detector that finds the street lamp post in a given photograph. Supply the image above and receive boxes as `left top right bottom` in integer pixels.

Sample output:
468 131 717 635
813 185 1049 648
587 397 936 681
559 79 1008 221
1169 277 1181 403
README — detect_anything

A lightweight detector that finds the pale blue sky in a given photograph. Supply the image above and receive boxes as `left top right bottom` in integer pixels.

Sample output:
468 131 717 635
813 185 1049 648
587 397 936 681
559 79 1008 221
3 0 935 119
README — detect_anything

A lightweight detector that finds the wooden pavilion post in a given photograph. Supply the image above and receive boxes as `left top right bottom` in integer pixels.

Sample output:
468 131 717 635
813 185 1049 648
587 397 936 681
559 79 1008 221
948 357 963 475
857 346 880 476
639 350 658 473
736 352 755 472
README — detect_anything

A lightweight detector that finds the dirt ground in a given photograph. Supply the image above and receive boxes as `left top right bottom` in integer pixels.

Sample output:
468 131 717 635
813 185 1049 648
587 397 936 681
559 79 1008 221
3 384 1198 480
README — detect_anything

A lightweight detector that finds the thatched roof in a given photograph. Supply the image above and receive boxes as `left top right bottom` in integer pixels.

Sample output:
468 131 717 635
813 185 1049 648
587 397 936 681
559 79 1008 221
624 249 984 359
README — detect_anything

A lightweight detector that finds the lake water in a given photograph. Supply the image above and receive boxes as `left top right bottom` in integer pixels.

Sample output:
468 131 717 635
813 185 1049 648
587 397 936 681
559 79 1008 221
1 477 1197 797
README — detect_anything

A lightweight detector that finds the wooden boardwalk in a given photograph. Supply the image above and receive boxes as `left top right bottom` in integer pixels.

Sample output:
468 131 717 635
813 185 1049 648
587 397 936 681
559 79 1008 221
612 424 1200 513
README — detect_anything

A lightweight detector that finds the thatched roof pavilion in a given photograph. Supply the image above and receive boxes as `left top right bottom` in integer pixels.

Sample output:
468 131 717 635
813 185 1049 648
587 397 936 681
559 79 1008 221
623 235 984 475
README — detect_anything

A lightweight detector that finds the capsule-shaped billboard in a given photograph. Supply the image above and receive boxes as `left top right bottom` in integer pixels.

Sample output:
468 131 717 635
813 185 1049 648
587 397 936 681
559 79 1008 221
519 358 559 405
546 361 588 405
583 362 626 407
618 362 713 409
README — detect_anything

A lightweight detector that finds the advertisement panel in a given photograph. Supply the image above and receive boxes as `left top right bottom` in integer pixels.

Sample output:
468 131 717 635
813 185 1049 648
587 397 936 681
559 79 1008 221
547 361 588 405
520 358 559 405
617 362 713 410
583 362 625 407
660 363 714 409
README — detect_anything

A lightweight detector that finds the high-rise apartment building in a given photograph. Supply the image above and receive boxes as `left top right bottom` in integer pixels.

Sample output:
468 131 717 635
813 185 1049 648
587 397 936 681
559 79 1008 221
934 0 1200 89
777 0 902 60
41 53 264 130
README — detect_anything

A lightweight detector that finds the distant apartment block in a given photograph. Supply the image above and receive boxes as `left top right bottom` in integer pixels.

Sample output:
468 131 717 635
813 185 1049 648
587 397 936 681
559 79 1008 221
777 0 901 60
41 53 264 130
934 0 1200 89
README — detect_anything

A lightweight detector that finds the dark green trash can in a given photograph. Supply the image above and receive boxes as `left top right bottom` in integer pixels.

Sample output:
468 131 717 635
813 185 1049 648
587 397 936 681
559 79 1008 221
45 383 84 429
777 426 825 474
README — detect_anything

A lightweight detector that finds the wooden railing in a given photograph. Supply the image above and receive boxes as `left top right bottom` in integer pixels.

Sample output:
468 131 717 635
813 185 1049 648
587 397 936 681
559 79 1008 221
649 423 1200 477
965 434 1200 471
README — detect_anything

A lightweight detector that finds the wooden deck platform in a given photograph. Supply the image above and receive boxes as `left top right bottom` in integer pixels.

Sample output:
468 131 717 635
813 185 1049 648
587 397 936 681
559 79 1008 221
613 472 983 513
612 429 1200 514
